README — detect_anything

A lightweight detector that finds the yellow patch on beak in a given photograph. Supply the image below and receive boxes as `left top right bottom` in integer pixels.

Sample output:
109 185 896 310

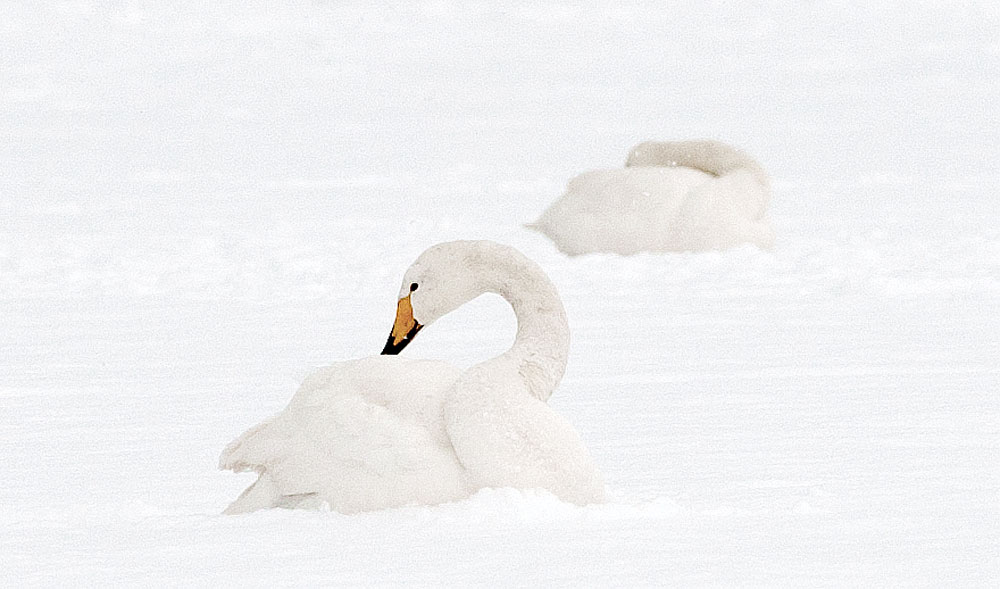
390 295 417 346
382 294 423 355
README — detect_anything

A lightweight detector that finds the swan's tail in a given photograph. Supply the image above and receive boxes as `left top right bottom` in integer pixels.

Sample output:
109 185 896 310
220 420 291 514
223 472 281 515
223 471 325 514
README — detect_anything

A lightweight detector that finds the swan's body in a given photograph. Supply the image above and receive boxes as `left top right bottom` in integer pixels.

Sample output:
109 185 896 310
220 240 604 514
529 140 774 254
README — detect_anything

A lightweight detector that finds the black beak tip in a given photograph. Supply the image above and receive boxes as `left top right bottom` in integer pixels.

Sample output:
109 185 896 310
381 334 407 355
380 324 423 355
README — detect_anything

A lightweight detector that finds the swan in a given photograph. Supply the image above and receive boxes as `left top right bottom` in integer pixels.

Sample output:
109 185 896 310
528 139 775 254
219 240 605 514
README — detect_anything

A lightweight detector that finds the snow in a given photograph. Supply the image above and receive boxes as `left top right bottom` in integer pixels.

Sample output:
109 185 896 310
2 0 998 585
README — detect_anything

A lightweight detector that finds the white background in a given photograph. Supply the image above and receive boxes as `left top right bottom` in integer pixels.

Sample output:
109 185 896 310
2 1 998 585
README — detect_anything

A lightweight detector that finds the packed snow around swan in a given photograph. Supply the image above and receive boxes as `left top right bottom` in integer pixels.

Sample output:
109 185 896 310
3 1 998 586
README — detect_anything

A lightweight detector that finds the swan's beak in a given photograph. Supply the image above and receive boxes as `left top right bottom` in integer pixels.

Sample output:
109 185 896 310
381 294 423 355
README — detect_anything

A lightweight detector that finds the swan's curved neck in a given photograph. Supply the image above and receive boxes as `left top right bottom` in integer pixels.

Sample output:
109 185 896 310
479 252 569 402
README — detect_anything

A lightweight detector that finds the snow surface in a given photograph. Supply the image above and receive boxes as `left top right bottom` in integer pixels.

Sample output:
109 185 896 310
2 1 999 585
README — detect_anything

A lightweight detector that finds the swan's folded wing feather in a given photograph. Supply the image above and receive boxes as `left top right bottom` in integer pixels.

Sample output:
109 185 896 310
219 417 277 473
239 394 466 510
445 374 605 506
221 357 468 512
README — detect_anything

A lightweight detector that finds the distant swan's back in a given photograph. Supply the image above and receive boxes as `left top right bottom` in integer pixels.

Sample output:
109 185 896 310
533 166 711 255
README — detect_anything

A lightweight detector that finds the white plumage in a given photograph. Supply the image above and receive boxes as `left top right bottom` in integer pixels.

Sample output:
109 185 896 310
529 140 775 254
220 240 605 514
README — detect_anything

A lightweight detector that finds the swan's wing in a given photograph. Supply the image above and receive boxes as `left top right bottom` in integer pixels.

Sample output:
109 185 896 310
220 356 468 513
445 374 605 506
668 169 775 250
530 167 710 255
219 417 276 473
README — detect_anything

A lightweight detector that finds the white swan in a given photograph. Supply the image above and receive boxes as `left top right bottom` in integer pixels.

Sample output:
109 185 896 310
219 240 605 514
528 140 775 254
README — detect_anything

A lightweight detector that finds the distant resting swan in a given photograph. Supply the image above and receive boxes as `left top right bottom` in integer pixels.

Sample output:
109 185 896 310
528 140 775 254
219 240 605 514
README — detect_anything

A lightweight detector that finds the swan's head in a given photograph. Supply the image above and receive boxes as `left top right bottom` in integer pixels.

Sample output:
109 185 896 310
381 241 494 355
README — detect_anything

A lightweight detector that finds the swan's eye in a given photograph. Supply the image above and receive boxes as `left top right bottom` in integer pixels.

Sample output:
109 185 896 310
409 283 419 292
